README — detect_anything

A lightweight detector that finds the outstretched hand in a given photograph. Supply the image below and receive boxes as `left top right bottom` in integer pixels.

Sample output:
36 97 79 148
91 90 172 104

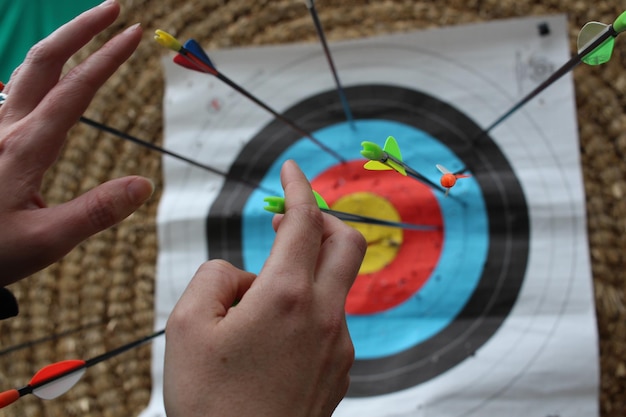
0 0 153 286
164 160 367 417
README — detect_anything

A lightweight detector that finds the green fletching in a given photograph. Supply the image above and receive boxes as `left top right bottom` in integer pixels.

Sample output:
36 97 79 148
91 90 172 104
578 12 626 66
361 141 384 161
583 37 615 65
613 11 626 33
313 191 330 209
382 136 403 161
578 21 616 66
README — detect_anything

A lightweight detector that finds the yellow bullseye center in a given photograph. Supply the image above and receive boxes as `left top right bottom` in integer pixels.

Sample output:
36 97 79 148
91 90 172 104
331 192 403 274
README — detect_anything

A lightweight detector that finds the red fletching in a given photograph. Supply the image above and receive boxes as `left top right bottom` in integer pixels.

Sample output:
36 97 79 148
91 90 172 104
173 54 205 73
29 359 85 386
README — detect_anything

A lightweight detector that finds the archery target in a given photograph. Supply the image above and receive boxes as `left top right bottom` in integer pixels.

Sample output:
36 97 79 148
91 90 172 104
207 84 527 395
148 14 598 417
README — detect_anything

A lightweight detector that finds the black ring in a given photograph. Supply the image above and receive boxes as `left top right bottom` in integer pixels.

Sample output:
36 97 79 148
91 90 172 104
206 84 529 396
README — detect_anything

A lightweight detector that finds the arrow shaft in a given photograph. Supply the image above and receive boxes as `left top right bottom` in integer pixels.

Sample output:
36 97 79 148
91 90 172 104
0 329 166 408
307 1 355 129
175 49 345 163
85 329 165 368
0 320 103 357
323 208 439 231
384 153 446 194
79 116 278 195
30 327 163 393
213 71 346 163
479 24 617 137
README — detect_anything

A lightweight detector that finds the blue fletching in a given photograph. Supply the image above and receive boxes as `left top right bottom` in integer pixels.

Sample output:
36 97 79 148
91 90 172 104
183 39 215 69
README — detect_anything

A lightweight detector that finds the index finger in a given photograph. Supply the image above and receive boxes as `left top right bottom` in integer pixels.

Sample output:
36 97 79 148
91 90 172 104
2 0 121 121
3 19 142 172
260 160 324 281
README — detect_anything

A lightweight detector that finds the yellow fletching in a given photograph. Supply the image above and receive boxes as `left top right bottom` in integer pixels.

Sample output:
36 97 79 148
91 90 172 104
364 161 393 171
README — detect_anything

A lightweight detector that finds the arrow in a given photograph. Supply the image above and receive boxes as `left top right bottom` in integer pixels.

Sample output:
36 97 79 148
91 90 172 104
173 38 216 72
0 320 105 357
477 11 626 138
361 135 407 175
78 116 278 195
82 116 438 233
436 164 471 197
0 89 278 195
360 136 446 194
303 0 356 130
263 192 439 232
0 329 164 408
577 13 626 65
154 30 346 163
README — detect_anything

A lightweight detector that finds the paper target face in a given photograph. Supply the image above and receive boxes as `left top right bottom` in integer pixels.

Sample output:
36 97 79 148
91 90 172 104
207 84 528 395
151 14 598 417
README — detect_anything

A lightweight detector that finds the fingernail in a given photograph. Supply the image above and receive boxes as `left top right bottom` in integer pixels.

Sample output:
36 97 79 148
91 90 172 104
99 0 115 7
124 22 142 33
127 177 155 205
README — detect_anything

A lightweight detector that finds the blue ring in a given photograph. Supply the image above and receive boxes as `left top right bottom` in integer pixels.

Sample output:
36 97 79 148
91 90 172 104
242 119 488 358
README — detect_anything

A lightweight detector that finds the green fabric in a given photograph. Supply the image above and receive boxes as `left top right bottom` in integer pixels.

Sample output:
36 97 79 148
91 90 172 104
0 0 101 82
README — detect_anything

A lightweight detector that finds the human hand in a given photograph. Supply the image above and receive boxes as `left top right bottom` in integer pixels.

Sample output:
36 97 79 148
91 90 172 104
0 0 153 286
163 160 366 417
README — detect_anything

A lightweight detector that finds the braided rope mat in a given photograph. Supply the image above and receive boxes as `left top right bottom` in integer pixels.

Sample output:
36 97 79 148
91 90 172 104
0 0 624 415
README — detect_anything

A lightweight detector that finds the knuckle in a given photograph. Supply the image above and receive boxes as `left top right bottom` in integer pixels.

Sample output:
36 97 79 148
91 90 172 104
274 281 314 314
8 64 23 82
197 259 230 275
0 126 23 156
24 42 57 67
344 335 356 362
338 334 356 373
166 303 194 338
85 192 118 231
320 309 347 339
62 65 100 94
289 203 324 230
344 226 367 256
341 341 356 372
195 259 237 286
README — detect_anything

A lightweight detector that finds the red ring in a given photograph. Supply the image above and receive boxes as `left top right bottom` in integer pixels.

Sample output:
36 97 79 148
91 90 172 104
311 160 444 314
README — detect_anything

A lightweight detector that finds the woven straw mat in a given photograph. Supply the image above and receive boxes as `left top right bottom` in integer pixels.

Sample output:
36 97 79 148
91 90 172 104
0 0 624 416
